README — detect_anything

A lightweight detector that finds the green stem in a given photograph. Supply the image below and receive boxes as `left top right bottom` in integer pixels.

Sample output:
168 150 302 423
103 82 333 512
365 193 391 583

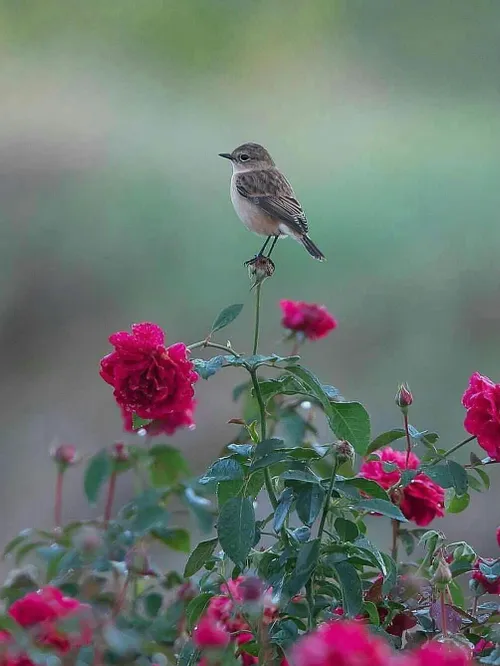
391 519 400 561
250 370 278 509
403 412 412 468
187 340 240 357
318 455 339 541
253 283 262 356
432 435 477 464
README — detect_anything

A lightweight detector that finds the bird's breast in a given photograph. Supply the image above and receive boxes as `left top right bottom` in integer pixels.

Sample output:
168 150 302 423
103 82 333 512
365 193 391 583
230 177 280 236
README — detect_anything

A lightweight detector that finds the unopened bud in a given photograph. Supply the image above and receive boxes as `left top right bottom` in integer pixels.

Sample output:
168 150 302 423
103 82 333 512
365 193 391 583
452 542 476 564
73 526 102 553
246 255 275 288
50 444 81 468
332 440 356 467
395 383 413 411
238 576 264 602
432 560 453 588
112 442 129 462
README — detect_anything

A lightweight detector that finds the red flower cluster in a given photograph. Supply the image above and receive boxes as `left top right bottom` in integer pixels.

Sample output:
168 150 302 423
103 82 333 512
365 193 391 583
291 619 390 666
462 372 500 460
100 322 198 436
333 605 416 638
1 587 91 665
279 300 337 341
471 557 500 594
193 577 276 665
291 621 475 666
359 447 445 526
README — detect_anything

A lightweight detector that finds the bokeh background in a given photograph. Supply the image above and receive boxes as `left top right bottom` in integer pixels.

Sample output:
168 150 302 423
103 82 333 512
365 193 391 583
1 1 500 569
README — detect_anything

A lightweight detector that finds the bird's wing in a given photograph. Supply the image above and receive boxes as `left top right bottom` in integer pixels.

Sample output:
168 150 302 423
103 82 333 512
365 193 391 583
235 169 309 235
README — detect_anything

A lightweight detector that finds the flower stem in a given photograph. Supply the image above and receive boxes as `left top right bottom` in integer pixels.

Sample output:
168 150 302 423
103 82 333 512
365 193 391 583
318 455 339 542
104 470 117 527
433 435 477 464
253 283 262 355
403 412 412 467
391 519 400 561
440 589 448 636
187 340 240 358
54 469 64 528
251 370 278 509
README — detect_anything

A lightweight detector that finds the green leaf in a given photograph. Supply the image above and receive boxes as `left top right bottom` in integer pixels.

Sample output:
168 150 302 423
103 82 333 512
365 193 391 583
296 486 325 526
288 539 320 595
211 303 244 334
367 429 406 455
183 487 214 533
423 460 468 495
217 497 255 566
84 450 112 504
273 488 294 532
217 480 241 507
193 356 226 379
3 531 33 559
129 505 169 536
475 467 490 489
153 528 190 552
149 445 189 486
254 438 287 458
285 366 370 454
199 458 244 484
356 499 408 522
184 538 218 577
336 478 389 501
353 537 387 575
131 414 153 430
178 641 200 666
335 517 359 542
448 579 466 609
381 553 397 593
331 561 363 617
243 470 265 498
398 529 416 556
144 592 163 618
186 592 213 631
281 410 307 447
282 468 320 484
250 452 289 471
446 491 470 514
363 601 380 625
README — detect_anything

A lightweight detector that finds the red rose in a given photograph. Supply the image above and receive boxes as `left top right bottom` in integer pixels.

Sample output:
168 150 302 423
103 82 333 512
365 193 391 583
462 372 500 460
399 474 445 526
291 620 390 666
472 557 500 594
100 322 198 435
9 586 81 627
121 405 196 436
497 527 500 549
359 447 419 489
192 616 230 648
409 640 473 666
279 300 337 340
359 447 444 526
474 639 494 656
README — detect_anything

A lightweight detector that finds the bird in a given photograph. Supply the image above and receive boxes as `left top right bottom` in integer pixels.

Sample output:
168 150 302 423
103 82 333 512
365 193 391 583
219 142 325 261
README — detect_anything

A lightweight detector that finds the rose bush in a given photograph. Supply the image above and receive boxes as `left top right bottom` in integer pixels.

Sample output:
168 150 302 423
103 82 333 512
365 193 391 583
1 269 500 666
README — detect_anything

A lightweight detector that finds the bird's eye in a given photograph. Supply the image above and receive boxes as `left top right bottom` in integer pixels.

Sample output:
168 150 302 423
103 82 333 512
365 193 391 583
239 153 250 162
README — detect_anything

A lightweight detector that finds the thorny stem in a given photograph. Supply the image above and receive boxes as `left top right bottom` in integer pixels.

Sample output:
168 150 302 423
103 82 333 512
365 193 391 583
440 589 448 636
187 340 240 358
104 470 117 527
253 283 262 356
403 412 412 467
432 435 477 464
54 469 64 528
391 519 400 561
472 595 478 618
318 455 339 542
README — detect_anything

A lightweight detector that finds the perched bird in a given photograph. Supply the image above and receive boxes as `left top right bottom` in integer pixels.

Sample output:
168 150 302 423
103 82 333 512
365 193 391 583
219 142 325 261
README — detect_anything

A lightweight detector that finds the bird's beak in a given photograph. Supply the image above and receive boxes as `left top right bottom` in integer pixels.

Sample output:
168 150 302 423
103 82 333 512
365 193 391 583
218 153 233 161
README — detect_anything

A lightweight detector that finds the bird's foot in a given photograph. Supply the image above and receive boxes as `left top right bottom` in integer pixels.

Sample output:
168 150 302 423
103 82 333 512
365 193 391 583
245 255 275 289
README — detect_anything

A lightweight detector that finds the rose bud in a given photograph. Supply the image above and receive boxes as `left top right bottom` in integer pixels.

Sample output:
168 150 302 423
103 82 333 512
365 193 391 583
395 383 413 410
238 576 264 602
246 255 275 287
332 440 356 467
50 444 81 468
112 442 129 462
432 559 453 588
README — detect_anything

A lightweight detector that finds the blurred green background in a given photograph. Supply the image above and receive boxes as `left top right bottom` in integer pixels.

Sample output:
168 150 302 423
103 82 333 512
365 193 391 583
1 1 500 562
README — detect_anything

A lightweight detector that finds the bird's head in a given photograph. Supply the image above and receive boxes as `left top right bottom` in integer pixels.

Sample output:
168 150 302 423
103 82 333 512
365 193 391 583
219 142 275 171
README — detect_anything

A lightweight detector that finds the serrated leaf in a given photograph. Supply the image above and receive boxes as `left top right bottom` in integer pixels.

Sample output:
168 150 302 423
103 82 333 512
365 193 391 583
199 458 244 484
336 478 389 501
273 488 294 532
356 499 408 522
217 480 241 507
149 445 190 486
84 450 112 504
285 366 370 454
331 560 363 617
296 485 325 526
184 538 218 577
398 529 416 556
353 536 387 575
475 467 490 489
250 452 290 471
129 505 169 536
446 491 470 513
211 303 244 334
183 487 214 533
218 497 255 566
178 641 199 666
186 592 213 631
423 460 468 495
153 528 190 552
335 517 359 542
367 429 406 454
3 531 34 559
254 438 287 458
288 539 320 595
193 356 226 379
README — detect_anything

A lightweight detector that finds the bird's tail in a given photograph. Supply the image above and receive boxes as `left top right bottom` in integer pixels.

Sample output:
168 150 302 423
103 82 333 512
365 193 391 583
301 235 326 261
